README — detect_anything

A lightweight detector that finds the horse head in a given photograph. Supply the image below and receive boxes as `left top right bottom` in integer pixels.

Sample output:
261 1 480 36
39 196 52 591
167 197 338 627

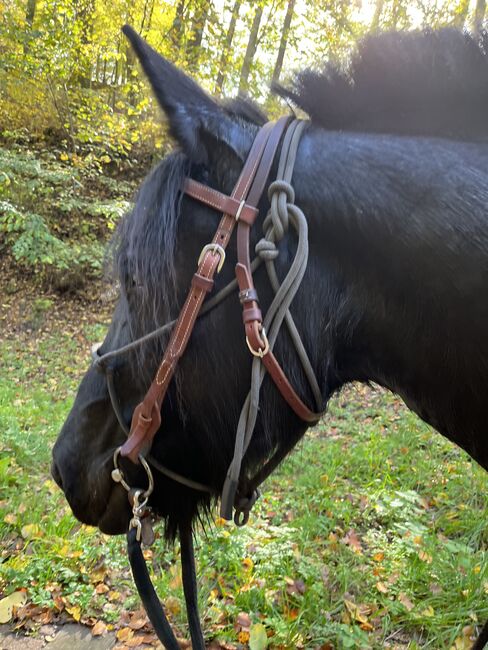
52 27 327 540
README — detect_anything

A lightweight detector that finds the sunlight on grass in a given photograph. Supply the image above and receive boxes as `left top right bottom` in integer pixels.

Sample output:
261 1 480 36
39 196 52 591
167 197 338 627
0 325 487 648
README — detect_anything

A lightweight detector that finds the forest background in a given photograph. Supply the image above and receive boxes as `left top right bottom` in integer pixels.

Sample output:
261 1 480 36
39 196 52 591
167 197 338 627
1 2 488 650
1 0 487 284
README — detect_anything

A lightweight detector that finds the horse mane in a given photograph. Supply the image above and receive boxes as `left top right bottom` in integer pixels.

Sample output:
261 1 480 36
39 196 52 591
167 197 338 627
274 28 488 140
113 152 188 372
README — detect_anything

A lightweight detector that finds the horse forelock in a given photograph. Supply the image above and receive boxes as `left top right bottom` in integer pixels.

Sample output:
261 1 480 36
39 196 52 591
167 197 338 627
275 28 488 140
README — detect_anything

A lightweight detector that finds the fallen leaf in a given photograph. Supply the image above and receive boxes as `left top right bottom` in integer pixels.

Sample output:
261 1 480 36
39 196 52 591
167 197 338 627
92 620 107 636
420 605 435 617
4 513 17 525
398 592 414 611
342 529 363 554
236 612 251 629
376 581 388 594
418 550 433 563
128 615 147 630
164 596 180 616
117 627 134 642
249 622 268 650
66 604 81 621
0 591 27 623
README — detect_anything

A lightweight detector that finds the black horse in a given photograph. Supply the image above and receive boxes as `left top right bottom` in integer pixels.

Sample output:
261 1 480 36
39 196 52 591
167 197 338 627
52 27 488 646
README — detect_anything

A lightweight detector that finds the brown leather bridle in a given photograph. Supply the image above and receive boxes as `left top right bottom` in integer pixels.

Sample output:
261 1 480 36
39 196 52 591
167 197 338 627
120 116 318 461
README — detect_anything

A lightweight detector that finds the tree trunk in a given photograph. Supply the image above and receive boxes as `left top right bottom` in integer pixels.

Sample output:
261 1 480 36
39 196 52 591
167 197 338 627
186 1 210 72
170 0 187 52
140 0 155 35
24 0 37 53
239 4 263 94
73 0 95 88
215 0 241 95
370 0 384 32
474 0 486 35
271 0 295 85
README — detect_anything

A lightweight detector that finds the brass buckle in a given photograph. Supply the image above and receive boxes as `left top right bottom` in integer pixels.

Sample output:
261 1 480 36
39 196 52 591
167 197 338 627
246 327 270 358
198 243 226 273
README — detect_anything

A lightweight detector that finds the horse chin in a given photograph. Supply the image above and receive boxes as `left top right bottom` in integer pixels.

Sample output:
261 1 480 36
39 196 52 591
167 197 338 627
96 484 131 535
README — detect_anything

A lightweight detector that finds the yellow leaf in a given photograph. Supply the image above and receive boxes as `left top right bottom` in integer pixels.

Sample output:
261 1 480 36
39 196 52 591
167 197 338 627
59 153 69 161
420 605 435 617
4 513 17 525
116 627 133 642
108 590 121 602
376 581 388 594
372 552 384 562
0 591 27 624
238 631 250 643
21 523 42 539
249 623 268 650
164 596 180 616
66 605 81 621
242 557 254 570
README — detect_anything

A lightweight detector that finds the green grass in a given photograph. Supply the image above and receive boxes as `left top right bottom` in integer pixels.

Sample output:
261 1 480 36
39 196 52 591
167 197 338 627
0 304 487 649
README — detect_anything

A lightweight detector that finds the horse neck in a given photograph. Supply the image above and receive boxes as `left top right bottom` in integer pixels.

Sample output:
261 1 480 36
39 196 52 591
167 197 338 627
294 127 488 467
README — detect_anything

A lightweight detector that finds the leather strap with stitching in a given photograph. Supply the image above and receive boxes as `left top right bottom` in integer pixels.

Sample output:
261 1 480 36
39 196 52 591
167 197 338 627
120 120 284 462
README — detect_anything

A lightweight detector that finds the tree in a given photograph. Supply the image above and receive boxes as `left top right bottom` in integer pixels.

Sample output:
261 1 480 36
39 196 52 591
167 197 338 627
169 0 187 52
239 3 263 94
370 0 384 32
23 0 37 53
474 0 486 35
271 0 295 84
186 0 211 72
215 0 241 95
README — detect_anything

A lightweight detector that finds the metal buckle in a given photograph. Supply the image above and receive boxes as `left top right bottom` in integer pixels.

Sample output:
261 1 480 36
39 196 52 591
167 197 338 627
198 243 226 273
246 327 270 358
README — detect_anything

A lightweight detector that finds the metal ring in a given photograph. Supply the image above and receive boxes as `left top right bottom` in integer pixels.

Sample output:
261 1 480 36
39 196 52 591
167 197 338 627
112 447 154 499
198 243 226 273
246 327 270 358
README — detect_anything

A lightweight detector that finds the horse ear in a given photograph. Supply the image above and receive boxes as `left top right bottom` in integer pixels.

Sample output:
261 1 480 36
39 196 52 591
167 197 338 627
122 25 255 167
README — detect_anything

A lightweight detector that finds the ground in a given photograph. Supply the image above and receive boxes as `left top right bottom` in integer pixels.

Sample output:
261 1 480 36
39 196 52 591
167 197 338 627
1 259 487 650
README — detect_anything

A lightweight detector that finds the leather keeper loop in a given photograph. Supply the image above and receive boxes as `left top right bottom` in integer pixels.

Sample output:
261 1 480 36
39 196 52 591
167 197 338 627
238 205 259 225
239 288 259 304
235 262 254 293
191 273 214 293
242 307 263 324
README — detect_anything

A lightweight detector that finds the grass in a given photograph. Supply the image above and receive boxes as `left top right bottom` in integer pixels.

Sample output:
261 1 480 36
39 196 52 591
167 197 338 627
0 290 487 649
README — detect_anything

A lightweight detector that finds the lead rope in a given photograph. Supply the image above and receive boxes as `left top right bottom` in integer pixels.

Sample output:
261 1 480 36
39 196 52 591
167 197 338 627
221 120 324 523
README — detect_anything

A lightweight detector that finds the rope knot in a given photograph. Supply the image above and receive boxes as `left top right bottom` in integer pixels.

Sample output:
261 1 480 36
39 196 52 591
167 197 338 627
255 238 278 261
268 179 295 204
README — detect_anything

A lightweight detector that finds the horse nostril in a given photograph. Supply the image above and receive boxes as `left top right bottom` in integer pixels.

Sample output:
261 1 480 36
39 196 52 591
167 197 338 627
51 460 63 489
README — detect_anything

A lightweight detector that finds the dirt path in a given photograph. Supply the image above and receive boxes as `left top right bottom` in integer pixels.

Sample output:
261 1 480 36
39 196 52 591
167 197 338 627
0 624 117 649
